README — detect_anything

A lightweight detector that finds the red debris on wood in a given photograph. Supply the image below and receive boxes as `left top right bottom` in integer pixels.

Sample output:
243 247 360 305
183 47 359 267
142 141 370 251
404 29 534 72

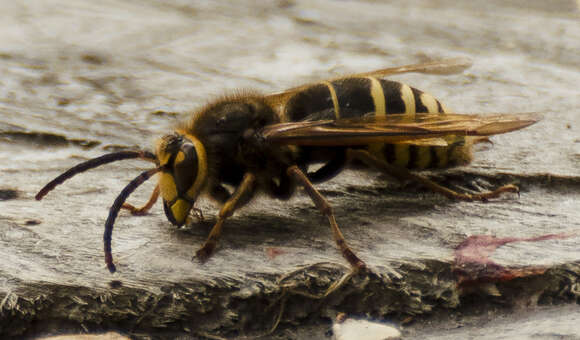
453 233 570 289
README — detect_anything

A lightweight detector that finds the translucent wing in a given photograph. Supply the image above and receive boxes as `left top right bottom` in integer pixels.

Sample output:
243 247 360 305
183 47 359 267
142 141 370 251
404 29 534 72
261 113 541 146
265 58 473 108
347 57 473 78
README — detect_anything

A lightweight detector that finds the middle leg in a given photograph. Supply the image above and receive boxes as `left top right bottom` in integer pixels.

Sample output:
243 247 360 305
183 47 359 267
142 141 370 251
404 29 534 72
287 165 366 270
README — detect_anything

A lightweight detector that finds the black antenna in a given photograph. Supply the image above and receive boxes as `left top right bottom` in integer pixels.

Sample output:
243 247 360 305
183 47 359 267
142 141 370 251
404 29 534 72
104 167 160 273
36 150 156 200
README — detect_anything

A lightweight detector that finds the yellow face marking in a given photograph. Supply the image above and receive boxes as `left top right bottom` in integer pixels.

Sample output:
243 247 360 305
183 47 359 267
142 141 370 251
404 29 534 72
323 81 341 119
158 172 177 203
419 93 439 113
400 84 416 115
170 198 192 224
174 151 185 164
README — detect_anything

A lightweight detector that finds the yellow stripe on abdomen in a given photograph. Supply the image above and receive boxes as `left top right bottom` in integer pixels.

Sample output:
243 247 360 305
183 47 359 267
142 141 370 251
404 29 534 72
360 81 461 169
419 92 439 113
434 147 449 168
367 77 386 117
392 84 415 167
415 146 432 169
367 77 386 156
323 81 341 119
400 84 416 115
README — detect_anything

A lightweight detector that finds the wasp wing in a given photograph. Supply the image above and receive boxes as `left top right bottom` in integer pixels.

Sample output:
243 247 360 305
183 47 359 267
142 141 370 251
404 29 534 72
261 113 541 146
349 57 473 79
397 137 450 147
265 58 473 108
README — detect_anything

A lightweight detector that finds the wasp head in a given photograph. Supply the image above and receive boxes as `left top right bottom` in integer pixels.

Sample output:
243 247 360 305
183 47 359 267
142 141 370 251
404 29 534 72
156 132 207 226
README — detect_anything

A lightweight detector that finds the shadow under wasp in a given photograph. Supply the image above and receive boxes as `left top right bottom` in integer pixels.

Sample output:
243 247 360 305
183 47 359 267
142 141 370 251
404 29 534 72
36 58 540 273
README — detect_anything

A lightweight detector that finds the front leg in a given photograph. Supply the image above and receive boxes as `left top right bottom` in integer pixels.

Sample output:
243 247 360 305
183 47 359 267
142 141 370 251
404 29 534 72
121 185 160 215
195 173 256 262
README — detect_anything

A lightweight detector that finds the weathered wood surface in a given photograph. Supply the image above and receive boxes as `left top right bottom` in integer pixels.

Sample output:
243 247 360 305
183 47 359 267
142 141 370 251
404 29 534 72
0 1 579 339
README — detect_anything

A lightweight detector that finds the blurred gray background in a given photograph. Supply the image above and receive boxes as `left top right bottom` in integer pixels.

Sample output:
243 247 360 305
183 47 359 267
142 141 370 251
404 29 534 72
0 1 579 339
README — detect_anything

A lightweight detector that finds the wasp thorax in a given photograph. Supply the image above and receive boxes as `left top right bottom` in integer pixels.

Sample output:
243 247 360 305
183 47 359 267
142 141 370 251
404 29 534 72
155 132 207 226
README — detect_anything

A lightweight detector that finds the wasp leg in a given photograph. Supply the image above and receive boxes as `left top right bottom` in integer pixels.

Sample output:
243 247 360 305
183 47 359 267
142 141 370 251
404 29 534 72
121 185 160 215
190 207 205 223
196 173 256 262
287 165 366 269
308 149 347 183
347 149 518 202
190 185 232 224
187 185 231 224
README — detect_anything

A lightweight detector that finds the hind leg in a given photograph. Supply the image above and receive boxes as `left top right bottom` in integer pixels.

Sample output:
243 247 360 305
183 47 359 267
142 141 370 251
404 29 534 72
287 165 366 269
346 149 518 202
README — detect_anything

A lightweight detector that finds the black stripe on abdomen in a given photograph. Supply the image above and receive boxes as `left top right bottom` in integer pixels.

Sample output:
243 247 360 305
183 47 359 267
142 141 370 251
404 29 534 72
285 83 335 121
379 80 408 114
331 78 374 118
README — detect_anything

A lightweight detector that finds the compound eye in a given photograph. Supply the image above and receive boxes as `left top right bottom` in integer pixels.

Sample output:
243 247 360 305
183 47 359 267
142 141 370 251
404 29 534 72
173 143 198 196
157 132 206 227
159 140 201 227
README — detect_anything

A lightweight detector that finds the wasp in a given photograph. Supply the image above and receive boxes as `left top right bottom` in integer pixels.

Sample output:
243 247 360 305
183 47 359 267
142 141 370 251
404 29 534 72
36 58 540 273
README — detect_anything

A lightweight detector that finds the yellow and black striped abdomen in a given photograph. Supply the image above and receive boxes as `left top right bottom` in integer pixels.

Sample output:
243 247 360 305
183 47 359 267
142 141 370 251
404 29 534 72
283 77 472 169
